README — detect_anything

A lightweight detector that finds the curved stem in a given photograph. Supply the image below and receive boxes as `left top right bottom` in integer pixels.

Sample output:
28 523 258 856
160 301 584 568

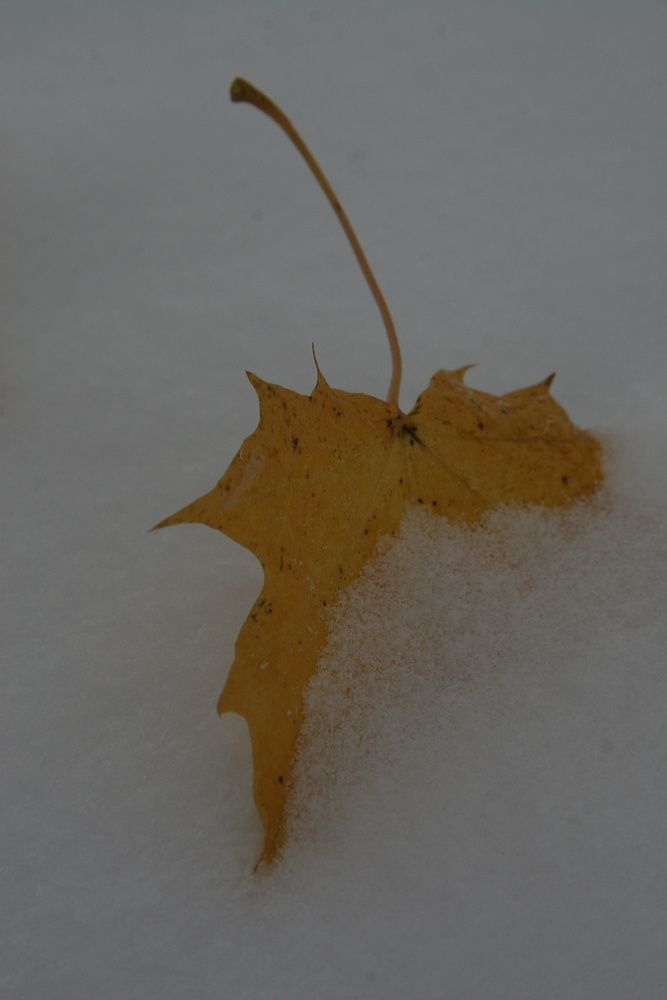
230 77 403 411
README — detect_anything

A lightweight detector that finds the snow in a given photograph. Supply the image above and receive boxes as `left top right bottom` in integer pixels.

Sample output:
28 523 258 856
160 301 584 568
2 2 666 998
288 484 667 1000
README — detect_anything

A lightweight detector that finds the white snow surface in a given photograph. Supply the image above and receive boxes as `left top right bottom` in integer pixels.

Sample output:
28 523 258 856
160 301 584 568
2 3 667 998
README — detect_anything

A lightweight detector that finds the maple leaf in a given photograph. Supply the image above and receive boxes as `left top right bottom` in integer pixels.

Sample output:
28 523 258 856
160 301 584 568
156 80 603 866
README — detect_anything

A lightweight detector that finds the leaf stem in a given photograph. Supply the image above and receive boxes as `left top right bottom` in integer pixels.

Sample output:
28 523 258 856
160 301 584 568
230 77 403 411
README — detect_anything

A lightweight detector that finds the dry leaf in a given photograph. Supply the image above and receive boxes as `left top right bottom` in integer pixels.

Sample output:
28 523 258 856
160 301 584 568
157 366 601 863
156 80 603 865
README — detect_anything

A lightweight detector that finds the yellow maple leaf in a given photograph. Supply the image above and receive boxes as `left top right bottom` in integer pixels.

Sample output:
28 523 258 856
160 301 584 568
156 80 603 866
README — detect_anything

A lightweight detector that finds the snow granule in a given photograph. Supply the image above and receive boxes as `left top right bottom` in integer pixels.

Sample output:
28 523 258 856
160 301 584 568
288 487 667 861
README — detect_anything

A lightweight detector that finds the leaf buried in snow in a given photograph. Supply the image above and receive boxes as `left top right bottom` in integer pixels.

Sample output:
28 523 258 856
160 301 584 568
155 364 602 865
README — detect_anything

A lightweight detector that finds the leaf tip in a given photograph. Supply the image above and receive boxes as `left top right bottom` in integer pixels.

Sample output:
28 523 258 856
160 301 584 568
150 514 172 532
311 343 328 387
309 346 330 393
503 371 558 401
246 370 266 394
452 363 476 383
